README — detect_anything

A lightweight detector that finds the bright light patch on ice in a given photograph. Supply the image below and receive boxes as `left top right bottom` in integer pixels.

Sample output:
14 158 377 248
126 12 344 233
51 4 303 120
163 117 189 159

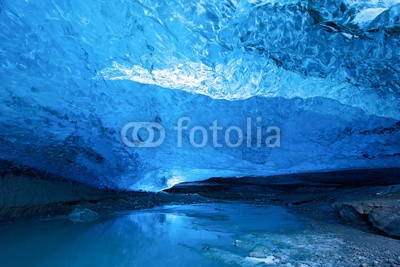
353 8 388 26
166 175 185 188
101 61 219 92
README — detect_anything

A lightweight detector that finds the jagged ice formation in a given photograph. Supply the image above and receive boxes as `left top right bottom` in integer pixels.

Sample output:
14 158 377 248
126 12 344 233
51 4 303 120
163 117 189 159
0 0 399 190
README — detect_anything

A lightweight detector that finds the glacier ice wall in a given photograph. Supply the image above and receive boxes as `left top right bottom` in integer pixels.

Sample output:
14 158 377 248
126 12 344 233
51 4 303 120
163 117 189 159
0 0 399 190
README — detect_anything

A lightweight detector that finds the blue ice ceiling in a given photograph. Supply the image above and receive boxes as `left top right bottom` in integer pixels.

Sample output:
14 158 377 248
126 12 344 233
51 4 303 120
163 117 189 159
0 0 399 191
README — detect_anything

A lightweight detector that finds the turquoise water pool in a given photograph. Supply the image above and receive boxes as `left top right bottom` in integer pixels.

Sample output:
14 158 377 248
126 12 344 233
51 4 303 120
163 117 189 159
0 203 304 267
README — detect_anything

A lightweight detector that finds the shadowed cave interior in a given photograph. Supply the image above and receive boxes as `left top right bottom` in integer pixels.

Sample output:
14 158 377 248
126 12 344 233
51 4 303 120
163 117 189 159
1 0 400 266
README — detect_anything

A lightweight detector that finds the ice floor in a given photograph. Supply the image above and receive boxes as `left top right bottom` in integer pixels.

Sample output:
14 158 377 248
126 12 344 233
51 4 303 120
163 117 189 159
0 203 358 267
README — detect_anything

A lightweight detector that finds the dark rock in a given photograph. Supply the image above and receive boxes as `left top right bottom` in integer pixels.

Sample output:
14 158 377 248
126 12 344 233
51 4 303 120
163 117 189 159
332 201 371 224
333 199 400 238
369 208 400 238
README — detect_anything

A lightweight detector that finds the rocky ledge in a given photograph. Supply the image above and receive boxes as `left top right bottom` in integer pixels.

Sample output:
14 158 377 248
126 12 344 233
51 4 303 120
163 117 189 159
333 196 400 238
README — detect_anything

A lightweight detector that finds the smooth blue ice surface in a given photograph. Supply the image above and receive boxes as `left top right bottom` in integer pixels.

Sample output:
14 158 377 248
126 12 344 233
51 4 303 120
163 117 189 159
0 0 399 190
0 204 304 267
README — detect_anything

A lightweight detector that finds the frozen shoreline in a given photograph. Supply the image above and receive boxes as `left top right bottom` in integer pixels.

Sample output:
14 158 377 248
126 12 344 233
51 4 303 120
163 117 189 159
1 162 400 265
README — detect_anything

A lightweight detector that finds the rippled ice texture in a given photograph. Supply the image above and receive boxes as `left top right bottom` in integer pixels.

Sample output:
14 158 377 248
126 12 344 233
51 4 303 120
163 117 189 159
0 0 399 190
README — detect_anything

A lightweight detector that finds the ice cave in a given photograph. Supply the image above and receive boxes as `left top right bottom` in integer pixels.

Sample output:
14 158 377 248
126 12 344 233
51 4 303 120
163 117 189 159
0 0 400 266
